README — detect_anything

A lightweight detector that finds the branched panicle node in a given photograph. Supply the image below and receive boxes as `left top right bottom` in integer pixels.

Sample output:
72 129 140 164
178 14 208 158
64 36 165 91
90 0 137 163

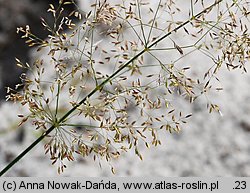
2 0 249 175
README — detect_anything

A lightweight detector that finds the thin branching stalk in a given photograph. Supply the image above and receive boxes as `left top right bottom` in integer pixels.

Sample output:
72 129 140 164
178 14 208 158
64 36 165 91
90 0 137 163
0 0 224 176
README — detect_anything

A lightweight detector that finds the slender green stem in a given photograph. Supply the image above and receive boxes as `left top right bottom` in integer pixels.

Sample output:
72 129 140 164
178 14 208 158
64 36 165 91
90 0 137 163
55 80 61 120
0 0 222 176
191 0 194 17
136 0 147 45
0 125 55 176
147 0 162 45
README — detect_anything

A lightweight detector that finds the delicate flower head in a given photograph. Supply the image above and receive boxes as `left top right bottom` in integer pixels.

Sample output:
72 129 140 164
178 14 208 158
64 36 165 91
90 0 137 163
96 3 117 26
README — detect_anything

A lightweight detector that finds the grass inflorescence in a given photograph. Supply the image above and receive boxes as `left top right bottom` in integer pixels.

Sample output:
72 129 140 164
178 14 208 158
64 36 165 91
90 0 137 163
1 0 250 175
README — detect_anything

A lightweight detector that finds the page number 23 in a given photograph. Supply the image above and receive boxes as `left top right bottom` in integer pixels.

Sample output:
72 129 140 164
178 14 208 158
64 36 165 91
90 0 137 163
234 181 246 189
